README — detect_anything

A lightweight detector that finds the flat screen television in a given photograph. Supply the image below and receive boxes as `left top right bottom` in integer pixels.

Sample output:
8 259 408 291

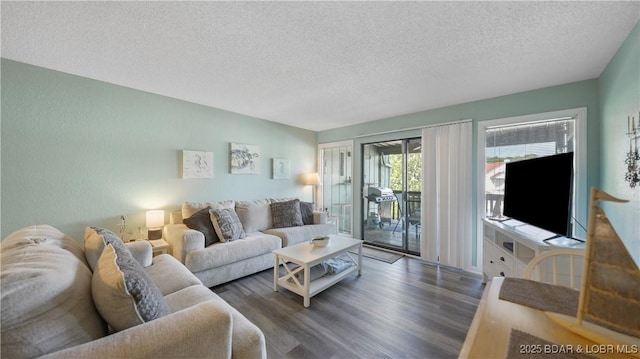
503 152 574 238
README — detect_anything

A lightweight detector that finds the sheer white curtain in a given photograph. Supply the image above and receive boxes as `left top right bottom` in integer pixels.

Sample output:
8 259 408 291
421 121 472 269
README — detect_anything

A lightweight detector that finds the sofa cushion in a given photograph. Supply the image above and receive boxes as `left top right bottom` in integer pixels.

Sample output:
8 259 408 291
164 285 267 359
92 244 170 332
84 226 130 272
182 200 235 219
170 211 184 224
264 223 336 247
1 225 107 358
271 199 303 228
1 224 88 265
185 232 281 273
183 207 219 246
300 201 315 225
164 284 223 313
145 254 203 296
210 208 246 242
235 199 272 233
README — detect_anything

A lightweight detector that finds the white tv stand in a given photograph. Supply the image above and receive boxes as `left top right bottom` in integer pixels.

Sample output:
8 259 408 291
482 218 585 283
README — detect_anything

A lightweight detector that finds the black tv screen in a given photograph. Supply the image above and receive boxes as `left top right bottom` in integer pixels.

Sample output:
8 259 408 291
503 152 574 238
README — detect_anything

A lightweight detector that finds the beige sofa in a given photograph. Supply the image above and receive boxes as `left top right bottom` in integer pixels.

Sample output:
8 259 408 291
1 225 266 359
164 198 336 288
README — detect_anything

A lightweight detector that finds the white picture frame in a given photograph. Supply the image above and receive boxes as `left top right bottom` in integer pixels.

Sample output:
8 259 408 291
273 158 290 180
182 150 213 179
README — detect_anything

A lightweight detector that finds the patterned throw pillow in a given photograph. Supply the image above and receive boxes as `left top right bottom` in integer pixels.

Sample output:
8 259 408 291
271 199 304 228
92 244 171 332
209 208 246 242
299 201 315 225
183 207 219 246
84 226 130 272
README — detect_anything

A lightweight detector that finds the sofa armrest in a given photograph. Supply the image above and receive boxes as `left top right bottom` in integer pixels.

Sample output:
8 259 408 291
163 224 205 263
124 240 153 267
39 301 232 359
313 211 328 224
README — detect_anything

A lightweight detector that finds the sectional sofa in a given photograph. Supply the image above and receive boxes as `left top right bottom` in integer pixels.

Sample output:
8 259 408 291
1 225 266 359
164 198 336 287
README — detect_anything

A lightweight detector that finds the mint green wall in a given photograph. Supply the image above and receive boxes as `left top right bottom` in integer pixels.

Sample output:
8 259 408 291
1 59 318 241
599 21 640 263
4 19 637 262
320 79 601 267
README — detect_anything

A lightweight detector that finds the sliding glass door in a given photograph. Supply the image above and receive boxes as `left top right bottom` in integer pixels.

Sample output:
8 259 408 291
362 138 421 255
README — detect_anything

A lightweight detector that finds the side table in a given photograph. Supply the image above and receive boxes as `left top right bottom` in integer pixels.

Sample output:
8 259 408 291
148 239 169 256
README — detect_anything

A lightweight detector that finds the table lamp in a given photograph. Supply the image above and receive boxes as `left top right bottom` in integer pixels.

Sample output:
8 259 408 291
304 172 320 208
146 210 165 240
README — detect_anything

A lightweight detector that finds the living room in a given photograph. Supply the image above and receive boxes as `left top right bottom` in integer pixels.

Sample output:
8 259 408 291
2 2 639 358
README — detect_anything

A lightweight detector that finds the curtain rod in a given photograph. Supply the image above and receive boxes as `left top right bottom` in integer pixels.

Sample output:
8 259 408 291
353 119 472 139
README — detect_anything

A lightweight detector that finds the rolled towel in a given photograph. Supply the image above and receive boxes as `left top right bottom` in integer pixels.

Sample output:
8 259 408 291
325 258 355 274
294 262 329 284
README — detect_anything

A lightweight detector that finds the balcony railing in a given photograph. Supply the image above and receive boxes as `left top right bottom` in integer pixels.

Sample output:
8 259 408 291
382 191 504 219
383 190 421 220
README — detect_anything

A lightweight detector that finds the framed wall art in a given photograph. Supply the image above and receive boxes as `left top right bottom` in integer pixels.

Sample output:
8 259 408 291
230 143 260 174
182 150 213 178
272 158 290 179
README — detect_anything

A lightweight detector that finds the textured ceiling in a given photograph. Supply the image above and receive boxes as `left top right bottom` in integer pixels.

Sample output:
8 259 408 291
2 1 639 132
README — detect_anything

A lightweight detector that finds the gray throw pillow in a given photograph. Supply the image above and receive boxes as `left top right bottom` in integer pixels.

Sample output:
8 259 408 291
183 207 219 246
271 199 304 228
92 244 171 332
299 201 314 225
209 208 246 242
84 226 130 271
94 226 128 251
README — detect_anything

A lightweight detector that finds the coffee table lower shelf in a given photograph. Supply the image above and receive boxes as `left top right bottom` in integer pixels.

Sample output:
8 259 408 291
276 265 359 302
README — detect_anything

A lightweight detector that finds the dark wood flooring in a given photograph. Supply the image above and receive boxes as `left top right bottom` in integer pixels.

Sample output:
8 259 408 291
212 254 485 359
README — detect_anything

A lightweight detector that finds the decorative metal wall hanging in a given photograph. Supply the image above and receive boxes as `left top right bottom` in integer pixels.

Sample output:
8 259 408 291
625 112 639 188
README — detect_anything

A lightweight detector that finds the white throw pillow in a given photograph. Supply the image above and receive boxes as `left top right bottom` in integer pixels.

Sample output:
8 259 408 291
235 199 271 232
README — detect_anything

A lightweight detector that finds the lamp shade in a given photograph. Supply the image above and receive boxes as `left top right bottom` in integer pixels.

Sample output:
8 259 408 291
146 210 165 229
304 172 320 185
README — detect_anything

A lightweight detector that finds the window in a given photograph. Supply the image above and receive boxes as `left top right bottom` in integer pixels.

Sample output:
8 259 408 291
475 108 587 269
485 118 575 217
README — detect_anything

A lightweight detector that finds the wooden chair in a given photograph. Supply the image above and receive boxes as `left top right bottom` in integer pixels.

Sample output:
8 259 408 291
523 248 585 290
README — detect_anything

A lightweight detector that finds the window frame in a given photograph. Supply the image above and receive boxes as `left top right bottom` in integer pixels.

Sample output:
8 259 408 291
475 108 587 271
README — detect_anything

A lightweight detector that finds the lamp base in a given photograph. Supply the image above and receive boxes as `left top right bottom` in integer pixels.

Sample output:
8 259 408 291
148 229 162 240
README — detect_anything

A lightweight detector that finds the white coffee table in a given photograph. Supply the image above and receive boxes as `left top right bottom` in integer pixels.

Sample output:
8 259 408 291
273 235 363 307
